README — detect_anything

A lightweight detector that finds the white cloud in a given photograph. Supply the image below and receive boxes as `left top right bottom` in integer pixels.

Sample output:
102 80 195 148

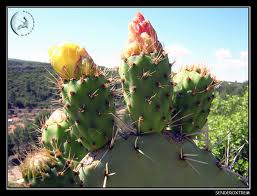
215 48 232 60
215 49 248 68
165 44 191 58
210 49 249 82
164 44 192 72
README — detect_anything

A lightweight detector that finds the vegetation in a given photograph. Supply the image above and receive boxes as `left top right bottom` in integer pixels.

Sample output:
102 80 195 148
8 59 58 109
8 110 51 157
197 87 249 178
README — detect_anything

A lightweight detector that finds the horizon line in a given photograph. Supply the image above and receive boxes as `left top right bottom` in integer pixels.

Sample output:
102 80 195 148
7 58 249 84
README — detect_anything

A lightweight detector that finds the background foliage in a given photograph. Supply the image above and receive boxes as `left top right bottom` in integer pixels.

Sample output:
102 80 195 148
197 86 249 179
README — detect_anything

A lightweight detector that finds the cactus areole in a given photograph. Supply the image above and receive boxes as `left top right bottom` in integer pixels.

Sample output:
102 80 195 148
119 12 173 133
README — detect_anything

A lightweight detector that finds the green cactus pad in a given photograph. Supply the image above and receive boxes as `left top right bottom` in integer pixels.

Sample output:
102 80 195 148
170 65 219 134
61 75 115 152
20 149 81 187
119 52 173 133
41 109 87 162
77 133 246 187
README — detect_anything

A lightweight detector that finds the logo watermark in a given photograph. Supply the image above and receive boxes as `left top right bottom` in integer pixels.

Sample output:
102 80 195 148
215 191 250 195
10 10 35 36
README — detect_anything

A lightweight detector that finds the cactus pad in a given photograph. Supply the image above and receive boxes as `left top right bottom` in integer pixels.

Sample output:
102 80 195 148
77 133 246 187
170 65 219 134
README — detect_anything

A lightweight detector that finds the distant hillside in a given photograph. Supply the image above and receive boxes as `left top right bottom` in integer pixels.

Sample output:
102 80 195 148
8 59 57 109
7 59 248 110
7 59 119 110
215 80 248 99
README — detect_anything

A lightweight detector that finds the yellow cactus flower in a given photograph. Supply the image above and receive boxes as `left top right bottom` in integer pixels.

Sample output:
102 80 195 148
48 43 97 80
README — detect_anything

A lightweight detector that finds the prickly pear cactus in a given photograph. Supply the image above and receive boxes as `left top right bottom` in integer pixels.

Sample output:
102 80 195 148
170 65 219 134
20 149 81 187
14 13 247 189
119 12 173 133
41 109 87 162
48 43 116 152
77 133 246 187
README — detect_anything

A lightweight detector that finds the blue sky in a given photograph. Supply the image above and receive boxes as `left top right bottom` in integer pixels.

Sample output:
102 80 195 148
8 8 249 82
